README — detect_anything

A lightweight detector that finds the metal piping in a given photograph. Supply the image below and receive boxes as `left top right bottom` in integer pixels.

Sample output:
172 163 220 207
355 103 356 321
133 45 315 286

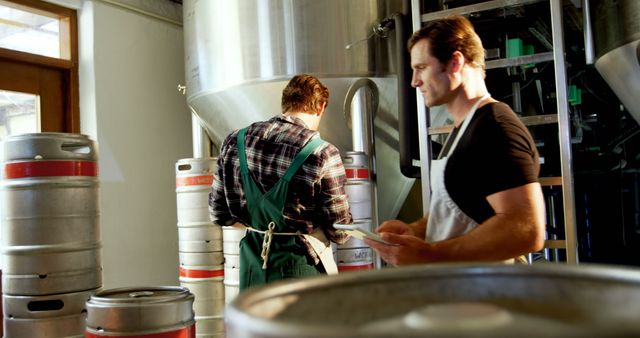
410 0 432 216
550 0 579 264
391 12 421 178
344 79 381 268
191 110 212 158
583 0 595 65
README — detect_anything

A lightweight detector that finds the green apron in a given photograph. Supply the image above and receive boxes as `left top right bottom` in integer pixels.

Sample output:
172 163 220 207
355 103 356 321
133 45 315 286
237 127 326 290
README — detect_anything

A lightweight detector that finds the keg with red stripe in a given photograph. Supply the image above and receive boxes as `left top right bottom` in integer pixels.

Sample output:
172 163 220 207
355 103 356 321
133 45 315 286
343 151 370 181
337 247 374 273
85 286 195 337
179 251 225 336
179 252 225 282
175 158 216 225
1 133 102 296
342 152 372 219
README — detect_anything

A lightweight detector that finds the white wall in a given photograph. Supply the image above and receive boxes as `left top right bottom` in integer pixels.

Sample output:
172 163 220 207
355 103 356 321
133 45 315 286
78 0 192 288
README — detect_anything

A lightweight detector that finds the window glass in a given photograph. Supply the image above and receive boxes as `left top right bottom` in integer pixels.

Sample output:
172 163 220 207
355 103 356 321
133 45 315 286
0 89 39 142
0 2 61 58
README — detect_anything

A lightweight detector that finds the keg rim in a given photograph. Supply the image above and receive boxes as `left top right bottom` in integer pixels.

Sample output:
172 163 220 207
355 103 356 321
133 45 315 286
88 286 192 305
226 263 640 337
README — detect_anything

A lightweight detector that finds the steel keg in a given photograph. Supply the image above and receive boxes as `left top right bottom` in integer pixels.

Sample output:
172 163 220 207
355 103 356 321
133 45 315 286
1 133 101 295
175 158 216 225
226 263 640 337
178 225 223 253
3 289 96 338
222 226 245 304
85 286 195 337
343 152 372 220
224 253 240 303
336 247 374 273
343 151 370 181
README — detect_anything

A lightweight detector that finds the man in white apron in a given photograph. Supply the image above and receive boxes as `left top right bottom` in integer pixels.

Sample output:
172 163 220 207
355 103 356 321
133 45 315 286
367 15 546 265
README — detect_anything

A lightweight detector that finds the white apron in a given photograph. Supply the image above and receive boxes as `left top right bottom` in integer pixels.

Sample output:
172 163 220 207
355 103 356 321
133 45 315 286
426 95 490 242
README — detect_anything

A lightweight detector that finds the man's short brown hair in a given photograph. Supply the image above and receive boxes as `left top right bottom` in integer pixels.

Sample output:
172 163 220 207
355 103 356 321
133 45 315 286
281 74 329 114
408 15 485 74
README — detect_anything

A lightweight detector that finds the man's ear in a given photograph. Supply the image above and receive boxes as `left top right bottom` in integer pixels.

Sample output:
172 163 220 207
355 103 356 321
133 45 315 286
317 102 327 116
448 51 465 74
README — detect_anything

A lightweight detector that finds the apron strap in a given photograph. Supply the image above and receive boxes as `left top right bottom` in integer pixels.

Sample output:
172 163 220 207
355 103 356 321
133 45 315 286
281 137 325 183
237 128 250 175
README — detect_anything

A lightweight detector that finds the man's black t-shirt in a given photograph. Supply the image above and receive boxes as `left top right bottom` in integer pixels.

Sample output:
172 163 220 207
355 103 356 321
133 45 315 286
441 102 540 224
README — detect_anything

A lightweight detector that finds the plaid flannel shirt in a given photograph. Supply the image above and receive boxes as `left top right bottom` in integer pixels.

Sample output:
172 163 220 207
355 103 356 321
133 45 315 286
210 115 352 263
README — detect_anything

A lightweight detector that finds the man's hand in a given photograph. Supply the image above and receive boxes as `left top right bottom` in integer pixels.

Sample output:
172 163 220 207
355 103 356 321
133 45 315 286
365 234 433 266
376 220 417 237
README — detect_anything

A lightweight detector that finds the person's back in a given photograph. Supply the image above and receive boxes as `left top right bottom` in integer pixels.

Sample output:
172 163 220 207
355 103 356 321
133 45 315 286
210 74 351 289
214 115 349 235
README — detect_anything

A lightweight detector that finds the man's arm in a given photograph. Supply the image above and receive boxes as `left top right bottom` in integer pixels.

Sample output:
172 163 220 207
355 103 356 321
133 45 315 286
368 183 545 265
209 139 235 226
316 144 352 243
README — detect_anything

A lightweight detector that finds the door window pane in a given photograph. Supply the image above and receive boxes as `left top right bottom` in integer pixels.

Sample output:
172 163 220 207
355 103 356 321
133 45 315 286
0 1 61 58
0 89 39 142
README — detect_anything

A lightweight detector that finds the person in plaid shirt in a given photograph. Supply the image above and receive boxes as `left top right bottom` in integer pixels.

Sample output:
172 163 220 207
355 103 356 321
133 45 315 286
210 74 352 289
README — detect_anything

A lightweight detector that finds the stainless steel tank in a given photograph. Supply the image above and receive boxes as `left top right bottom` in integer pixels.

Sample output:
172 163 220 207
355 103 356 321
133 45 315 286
591 0 640 125
182 0 416 221
225 264 640 337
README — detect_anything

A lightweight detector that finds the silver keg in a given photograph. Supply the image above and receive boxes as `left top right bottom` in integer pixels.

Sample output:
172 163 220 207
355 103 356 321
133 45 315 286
1 133 101 295
343 152 372 219
178 225 223 253
226 263 640 337
222 226 246 304
85 286 195 337
175 158 216 225
336 247 374 273
175 157 225 336
343 151 370 181
3 289 96 338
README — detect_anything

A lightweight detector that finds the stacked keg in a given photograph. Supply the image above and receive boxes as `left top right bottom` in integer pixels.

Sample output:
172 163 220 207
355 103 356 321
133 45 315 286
175 158 225 337
336 151 375 272
222 226 245 303
1 133 102 337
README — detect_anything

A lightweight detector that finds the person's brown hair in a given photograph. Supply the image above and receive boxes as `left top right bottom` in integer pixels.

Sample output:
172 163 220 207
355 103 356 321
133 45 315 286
407 15 485 74
281 74 329 114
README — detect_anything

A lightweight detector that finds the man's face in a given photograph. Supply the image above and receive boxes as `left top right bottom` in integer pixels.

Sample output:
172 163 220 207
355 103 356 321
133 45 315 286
410 39 454 107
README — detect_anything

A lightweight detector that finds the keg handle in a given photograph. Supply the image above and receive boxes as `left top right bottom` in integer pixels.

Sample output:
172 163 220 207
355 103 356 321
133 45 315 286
61 141 94 156
129 291 155 298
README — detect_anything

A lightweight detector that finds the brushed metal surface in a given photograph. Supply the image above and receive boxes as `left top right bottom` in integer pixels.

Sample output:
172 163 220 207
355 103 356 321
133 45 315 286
592 0 640 125
183 0 415 222
86 286 195 334
226 263 640 337
1 133 102 295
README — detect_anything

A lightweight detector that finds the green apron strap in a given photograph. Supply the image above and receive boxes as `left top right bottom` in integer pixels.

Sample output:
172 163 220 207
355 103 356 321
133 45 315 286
237 128 249 175
281 137 324 183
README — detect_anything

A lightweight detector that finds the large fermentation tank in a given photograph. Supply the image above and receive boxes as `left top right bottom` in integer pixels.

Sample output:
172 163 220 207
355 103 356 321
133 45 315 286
182 0 415 221
591 0 640 125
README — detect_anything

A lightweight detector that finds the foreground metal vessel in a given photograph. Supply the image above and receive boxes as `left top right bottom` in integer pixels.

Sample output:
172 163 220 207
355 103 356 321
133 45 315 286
226 263 640 337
